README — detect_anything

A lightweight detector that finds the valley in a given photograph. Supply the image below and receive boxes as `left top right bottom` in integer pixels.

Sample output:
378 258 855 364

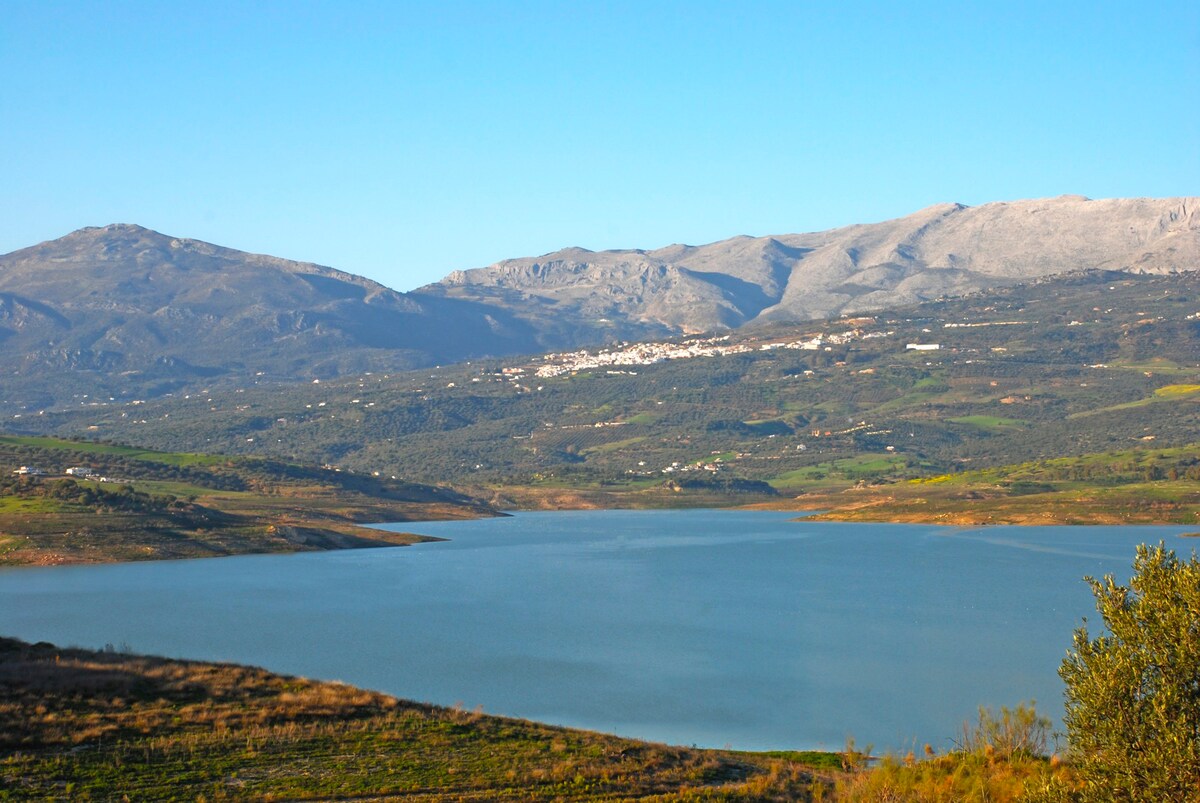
8 4 1198 797
9 269 1197 527
3 220 1199 802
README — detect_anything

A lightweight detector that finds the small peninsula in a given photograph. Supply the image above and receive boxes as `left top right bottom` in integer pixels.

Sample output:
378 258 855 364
0 436 496 567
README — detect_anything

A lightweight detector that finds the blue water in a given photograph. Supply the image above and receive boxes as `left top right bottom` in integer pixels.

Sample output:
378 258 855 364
0 510 1191 751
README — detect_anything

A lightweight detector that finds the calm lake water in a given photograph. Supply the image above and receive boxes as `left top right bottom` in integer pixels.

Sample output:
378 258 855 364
1 511 1192 751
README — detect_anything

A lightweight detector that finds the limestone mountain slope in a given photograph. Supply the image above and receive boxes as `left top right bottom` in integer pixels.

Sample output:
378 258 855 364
421 196 1199 333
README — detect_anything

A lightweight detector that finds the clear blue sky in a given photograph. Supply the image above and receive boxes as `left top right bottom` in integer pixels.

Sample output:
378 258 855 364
3 1 1197 290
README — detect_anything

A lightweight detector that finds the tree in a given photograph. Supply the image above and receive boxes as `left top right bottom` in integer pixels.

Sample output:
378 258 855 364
1059 543 1200 802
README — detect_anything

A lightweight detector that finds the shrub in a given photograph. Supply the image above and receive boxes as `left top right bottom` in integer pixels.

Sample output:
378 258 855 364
1059 543 1200 802
957 702 1051 759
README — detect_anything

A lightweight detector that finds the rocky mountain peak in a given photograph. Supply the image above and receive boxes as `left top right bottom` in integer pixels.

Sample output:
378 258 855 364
428 195 1200 332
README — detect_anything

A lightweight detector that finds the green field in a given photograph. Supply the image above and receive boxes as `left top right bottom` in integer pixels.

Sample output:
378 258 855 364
1154 383 1200 397
770 454 912 490
946 415 1029 431
1106 357 1191 373
0 496 71 513
0 435 226 466
580 435 648 455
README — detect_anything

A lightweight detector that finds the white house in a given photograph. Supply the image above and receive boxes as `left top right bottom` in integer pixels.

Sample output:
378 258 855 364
906 343 941 351
65 467 95 477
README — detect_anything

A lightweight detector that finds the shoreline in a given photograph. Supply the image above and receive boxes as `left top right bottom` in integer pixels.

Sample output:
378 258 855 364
0 501 502 568
8 496 1198 569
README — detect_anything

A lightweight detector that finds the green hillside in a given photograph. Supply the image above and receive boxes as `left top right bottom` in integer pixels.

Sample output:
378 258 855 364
9 271 1200 507
772 443 1200 525
0 436 495 565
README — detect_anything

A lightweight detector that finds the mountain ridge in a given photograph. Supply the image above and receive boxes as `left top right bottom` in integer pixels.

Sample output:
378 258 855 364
1 195 1196 408
0 223 543 406
423 195 1199 332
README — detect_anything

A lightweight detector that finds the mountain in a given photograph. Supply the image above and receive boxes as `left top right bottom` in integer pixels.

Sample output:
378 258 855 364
0 224 540 406
2 197 1197 410
420 196 1199 334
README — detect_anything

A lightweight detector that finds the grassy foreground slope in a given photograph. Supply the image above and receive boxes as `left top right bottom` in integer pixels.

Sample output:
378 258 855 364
0 637 829 801
0 436 496 566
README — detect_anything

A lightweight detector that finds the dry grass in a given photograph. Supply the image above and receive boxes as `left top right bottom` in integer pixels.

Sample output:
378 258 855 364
833 705 1078 803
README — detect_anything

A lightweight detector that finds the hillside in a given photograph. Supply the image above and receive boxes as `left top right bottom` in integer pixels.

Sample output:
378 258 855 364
12 270 1200 513
0 224 541 408
423 196 1199 334
0 436 496 565
759 442 1200 526
0 637 828 800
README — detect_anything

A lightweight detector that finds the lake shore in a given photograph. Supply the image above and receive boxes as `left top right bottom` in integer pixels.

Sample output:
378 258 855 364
8 490 1192 568
0 490 497 568
474 481 1200 527
9 468 1200 568
0 435 502 567
742 485 1200 527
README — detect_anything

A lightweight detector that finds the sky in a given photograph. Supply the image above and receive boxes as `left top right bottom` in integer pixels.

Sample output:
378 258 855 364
2 1 1197 291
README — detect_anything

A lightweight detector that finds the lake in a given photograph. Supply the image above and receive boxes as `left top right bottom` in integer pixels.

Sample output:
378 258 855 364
0 510 1191 751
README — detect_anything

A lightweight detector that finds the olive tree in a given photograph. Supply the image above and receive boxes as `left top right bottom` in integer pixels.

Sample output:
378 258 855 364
1059 543 1200 802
